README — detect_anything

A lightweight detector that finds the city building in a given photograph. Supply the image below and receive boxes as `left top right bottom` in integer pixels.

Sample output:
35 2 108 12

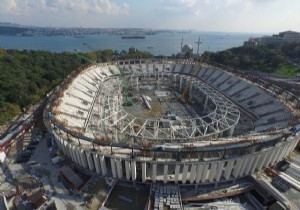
244 30 300 47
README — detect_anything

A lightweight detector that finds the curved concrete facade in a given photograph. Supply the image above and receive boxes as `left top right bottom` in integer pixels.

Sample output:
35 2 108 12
50 128 299 184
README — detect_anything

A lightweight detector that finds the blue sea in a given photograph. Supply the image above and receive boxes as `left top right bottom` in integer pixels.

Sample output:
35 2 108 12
0 31 262 56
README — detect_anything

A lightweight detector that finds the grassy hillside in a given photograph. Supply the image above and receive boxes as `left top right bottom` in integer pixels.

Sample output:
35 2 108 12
204 45 300 77
0 48 153 124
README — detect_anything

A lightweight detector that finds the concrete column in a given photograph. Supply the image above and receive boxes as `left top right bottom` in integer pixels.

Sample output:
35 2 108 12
80 149 88 169
283 142 293 158
136 77 139 91
244 156 255 175
189 164 197 184
131 161 137 181
163 164 168 184
152 163 157 183
182 165 189 184
93 153 101 174
63 141 70 157
215 162 225 182
86 151 95 171
256 151 268 171
125 161 131 180
265 149 276 168
232 158 244 178
224 160 235 180
110 158 117 178
67 143 75 161
250 155 260 173
56 138 63 152
239 157 249 177
195 164 203 183
277 143 290 163
142 162 146 183
270 147 281 166
201 164 209 183
174 164 180 184
71 146 79 164
286 141 296 157
209 163 218 182
74 146 82 166
116 159 123 179
100 155 107 175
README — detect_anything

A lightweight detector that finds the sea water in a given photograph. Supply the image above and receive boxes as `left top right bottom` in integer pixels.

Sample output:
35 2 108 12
0 31 262 56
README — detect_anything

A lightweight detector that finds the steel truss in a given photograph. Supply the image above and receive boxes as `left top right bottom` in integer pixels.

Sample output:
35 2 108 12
91 70 240 143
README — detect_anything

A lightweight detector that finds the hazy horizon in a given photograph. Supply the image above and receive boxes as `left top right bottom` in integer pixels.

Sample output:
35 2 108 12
1 0 300 34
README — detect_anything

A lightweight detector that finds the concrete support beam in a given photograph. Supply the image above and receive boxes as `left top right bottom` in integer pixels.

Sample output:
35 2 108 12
201 164 209 183
256 151 268 171
100 155 107 175
86 151 95 171
270 147 281 166
195 164 203 183
250 155 260 174
174 164 180 184
125 161 131 180
265 149 276 168
67 143 75 162
110 158 117 178
209 163 218 182
131 161 137 181
232 158 244 178
215 162 225 182
116 159 123 179
93 153 101 174
244 156 255 175
182 165 189 184
152 163 157 183
224 160 235 180
163 164 168 184
239 157 249 177
74 146 81 165
80 149 88 168
142 162 146 183
189 164 197 183
63 141 70 157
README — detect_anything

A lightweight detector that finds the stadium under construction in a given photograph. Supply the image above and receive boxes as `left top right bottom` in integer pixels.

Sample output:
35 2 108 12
44 59 300 188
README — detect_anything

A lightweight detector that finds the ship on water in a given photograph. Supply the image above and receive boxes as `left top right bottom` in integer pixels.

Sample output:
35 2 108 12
121 35 145 39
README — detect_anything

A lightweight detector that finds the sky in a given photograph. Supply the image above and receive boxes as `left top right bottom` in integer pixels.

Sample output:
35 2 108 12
1 0 300 33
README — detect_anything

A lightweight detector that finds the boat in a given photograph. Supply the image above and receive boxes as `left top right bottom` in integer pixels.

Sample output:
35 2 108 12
147 45 154 49
121 35 145 39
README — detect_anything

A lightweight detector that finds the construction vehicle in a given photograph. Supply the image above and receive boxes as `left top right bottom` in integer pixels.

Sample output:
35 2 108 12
179 55 205 104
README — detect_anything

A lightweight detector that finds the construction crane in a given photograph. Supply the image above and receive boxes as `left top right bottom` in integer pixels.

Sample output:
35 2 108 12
119 67 133 106
195 36 202 56
83 42 101 63
179 55 205 104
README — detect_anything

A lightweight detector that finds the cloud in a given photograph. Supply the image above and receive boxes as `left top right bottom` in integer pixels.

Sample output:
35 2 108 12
0 0 130 16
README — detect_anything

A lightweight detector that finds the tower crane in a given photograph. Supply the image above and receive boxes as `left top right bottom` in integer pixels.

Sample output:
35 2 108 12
179 55 205 104
83 43 100 63
196 36 202 56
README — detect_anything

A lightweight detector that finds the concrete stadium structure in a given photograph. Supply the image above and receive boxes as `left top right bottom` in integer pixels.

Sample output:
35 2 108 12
44 59 300 185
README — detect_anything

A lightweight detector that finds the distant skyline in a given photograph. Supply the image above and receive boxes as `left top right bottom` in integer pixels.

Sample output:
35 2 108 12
1 0 300 33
